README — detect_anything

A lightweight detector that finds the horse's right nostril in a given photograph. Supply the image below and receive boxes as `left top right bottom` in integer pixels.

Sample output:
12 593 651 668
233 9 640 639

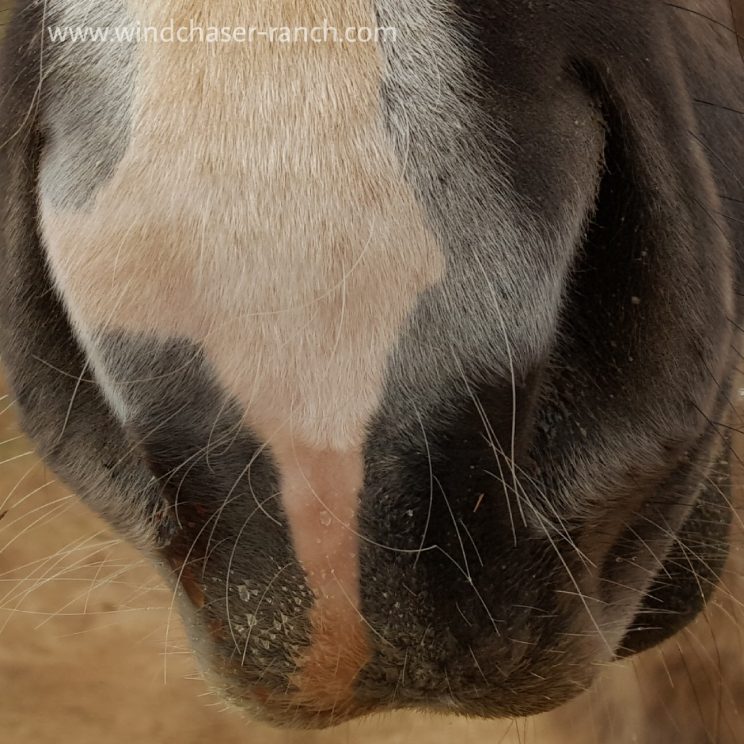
462 371 546 462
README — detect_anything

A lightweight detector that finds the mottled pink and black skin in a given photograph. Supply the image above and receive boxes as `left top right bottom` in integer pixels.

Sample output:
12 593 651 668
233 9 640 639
1 0 743 729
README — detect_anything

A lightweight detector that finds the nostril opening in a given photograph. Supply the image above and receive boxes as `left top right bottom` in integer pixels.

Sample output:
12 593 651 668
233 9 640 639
457 367 546 464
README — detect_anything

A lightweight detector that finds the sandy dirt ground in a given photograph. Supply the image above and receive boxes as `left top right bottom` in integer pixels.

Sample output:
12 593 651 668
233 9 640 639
2 373 744 744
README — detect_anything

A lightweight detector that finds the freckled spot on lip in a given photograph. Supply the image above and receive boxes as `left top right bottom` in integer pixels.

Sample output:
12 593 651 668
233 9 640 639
289 601 371 715
168 557 206 610
252 686 271 704
208 617 225 638
181 570 206 609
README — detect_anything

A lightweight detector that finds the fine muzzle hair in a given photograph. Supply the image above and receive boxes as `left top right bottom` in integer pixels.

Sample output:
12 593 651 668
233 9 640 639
1 0 743 730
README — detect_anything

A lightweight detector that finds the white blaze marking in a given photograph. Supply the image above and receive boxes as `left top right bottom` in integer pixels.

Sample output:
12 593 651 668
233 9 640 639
40 0 444 706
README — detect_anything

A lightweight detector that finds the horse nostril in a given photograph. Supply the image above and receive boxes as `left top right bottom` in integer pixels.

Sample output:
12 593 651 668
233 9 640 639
464 370 545 462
